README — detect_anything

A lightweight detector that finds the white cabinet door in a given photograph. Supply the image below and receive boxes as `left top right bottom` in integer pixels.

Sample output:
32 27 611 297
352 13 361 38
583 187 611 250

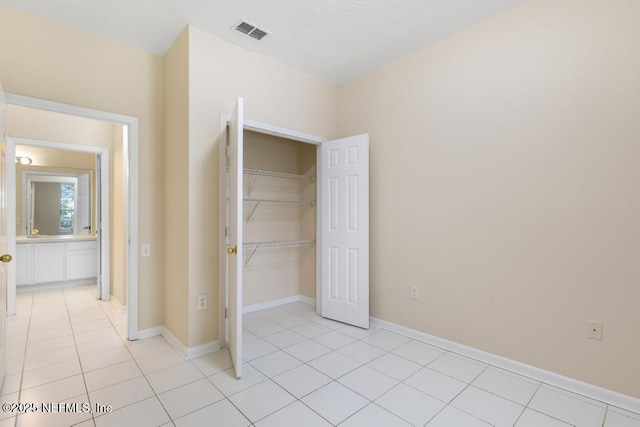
66 241 97 280
227 97 244 378
15 245 31 285
34 243 64 283
319 135 370 328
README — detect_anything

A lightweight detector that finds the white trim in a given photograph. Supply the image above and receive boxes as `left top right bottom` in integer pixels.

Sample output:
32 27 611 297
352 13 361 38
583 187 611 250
370 317 640 414
299 295 316 306
6 94 139 340
160 327 221 360
243 118 325 146
243 295 316 313
110 295 127 313
136 326 163 340
15 279 96 294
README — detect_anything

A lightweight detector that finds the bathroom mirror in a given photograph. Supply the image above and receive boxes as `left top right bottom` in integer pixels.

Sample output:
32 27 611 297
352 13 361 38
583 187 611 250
21 170 92 236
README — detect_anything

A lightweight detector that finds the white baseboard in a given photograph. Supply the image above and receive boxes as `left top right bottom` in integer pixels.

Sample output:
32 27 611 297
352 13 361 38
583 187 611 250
243 295 305 313
16 278 96 294
110 295 127 313
135 326 220 360
299 295 316 306
370 317 640 414
136 326 163 340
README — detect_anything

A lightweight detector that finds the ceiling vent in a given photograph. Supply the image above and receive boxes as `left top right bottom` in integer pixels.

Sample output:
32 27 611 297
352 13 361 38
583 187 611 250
233 19 270 41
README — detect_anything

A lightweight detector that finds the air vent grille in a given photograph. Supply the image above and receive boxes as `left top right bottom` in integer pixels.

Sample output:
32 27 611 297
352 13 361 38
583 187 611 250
233 19 270 41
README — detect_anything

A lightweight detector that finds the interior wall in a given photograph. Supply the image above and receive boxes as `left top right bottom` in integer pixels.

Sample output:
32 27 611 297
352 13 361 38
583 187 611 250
186 25 337 347
337 0 640 397
110 124 127 307
163 28 190 344
0 5 165 330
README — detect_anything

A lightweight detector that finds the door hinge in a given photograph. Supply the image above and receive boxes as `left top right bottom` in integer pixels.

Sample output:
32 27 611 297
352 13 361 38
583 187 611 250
225 308 228 319
225 226 228 237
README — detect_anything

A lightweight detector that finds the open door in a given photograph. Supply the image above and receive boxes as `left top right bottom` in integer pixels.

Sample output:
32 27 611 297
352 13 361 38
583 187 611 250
319 134 370 328
227 98 244 378
0 79 8 387
95 153 103 298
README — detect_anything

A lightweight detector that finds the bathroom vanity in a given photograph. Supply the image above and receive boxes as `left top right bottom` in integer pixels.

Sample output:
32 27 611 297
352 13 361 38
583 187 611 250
16 235 97 290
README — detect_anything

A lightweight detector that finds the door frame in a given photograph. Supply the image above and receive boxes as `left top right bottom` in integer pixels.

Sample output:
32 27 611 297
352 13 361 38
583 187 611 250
7 136 110 299
5 94 140 340
217 112 325 348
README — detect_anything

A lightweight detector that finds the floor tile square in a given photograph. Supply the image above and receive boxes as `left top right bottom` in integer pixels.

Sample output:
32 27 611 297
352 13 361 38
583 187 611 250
515 408 573 427
228 380 296 422
337 325 378 339
272 364 332 398
158 378 224 419
174 398 250 427
472 367 540 405
308 351 362 379
428 352 487 383
338 341 386 364
245 321 286 337
94 397 170 427
255 401 332 427
340 403 411 427
250 351 302 377
367 352 421 381
21 358 82 389
451 386 524 427
208 364 268 396
16 393 92 427
426 406 492 426
292 323 332 338
135 348 184 374
528 385 607 427
20 375 87 404
283 340 331 362
361 331 408 351
302 382 368 425
606 406 640 427
80 346 133 373
338 366 398 400
375 383 445 426
392 341 444 365
273 314 310 329
83 360 142 392
404 367 467 403
89 376 155 414
312 331 357 350
191 348 233 376
263 330 307 349
145 361 204 394
243 338 278 361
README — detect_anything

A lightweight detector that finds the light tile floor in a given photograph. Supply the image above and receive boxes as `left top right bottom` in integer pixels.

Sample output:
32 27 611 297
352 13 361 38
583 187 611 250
2 286 640 426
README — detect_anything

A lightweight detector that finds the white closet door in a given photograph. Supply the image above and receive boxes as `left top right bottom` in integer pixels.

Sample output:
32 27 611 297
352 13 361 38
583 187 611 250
319 134 370 329
0 79 7 387
228 98 244 378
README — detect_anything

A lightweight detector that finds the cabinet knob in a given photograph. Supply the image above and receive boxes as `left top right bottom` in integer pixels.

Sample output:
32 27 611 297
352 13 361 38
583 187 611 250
0 254 13 263
227 246 237 255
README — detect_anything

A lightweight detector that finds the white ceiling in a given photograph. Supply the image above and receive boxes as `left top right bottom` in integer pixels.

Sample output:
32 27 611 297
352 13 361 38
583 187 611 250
0 0 526 83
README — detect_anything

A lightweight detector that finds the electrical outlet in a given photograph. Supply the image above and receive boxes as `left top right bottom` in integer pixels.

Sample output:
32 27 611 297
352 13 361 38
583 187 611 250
141 244 151 257
198 294 208 310
587 320 603 340
410 286 419 300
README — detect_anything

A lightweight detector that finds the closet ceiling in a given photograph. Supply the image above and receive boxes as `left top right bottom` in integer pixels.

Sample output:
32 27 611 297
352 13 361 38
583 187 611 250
0 0 526 83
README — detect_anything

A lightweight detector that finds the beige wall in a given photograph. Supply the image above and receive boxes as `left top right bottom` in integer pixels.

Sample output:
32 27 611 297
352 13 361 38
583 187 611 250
163 28 190 344
110 124 127 306
337 0 640 397
0 5 165 330
185 25 337 346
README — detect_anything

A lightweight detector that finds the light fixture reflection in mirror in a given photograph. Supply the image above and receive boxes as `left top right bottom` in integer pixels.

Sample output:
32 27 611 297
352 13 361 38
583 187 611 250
16 156 33 165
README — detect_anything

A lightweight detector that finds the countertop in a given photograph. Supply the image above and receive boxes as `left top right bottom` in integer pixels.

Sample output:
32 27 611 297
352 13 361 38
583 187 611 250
16 235 97 244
